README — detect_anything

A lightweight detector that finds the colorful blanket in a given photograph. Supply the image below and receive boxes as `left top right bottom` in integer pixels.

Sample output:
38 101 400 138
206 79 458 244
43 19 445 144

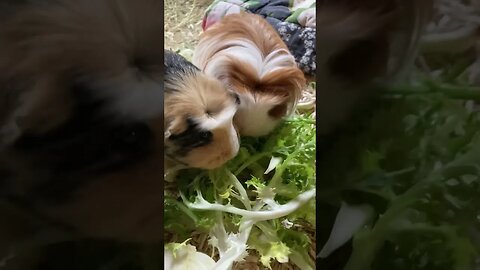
202 0 316 76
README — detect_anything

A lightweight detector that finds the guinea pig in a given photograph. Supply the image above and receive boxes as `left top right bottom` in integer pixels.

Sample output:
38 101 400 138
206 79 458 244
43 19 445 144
164 50 240 171
0 0 166 251
192 12 306 137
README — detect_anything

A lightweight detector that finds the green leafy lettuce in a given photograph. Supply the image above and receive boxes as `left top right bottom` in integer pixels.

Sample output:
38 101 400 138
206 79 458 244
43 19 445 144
164 113 316 269
317 74 480 270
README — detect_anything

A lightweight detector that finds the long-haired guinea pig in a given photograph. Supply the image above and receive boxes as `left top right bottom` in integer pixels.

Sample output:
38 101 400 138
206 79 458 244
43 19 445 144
192 12 306 137
0 0 165 251
164 50 240 170
315 0 433 135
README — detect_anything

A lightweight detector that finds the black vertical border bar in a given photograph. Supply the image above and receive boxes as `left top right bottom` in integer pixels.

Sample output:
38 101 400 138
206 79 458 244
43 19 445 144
315 0 320 267
159 0 165 267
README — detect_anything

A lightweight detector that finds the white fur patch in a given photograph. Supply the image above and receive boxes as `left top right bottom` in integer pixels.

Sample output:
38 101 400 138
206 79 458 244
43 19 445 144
90 70 163 121
196 38 296 80
262 48 296 75
193 23 300 137
199 104 239 156
198 105 237 131
234 93 282 137
228 121 240 156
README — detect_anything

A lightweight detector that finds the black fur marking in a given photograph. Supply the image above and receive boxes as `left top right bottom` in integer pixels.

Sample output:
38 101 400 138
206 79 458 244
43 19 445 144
13 80 155 204
15 80 154 172
131 56 161 78
164 49 200 93
233 92 241 105
168 117 212 157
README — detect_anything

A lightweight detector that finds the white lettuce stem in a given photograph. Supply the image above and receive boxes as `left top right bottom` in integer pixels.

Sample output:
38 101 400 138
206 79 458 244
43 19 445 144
343 143 480 270
211 218 255 270
227 170 252 210
181 189 316 222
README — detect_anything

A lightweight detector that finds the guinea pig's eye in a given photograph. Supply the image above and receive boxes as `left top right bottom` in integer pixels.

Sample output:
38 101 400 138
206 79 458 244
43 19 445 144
168 118 213 152
198 131 212 140
233 93 241 105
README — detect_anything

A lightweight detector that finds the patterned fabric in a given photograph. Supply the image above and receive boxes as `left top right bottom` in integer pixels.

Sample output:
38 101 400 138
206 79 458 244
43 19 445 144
202 0 316 76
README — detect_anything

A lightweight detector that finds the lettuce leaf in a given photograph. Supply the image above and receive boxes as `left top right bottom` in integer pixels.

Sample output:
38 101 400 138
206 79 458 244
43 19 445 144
318 77 480 270
165 113 316 269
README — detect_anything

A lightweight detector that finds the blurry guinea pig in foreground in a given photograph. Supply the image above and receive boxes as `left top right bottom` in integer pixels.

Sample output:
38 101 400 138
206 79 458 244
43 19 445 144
0 0 166 250
164 50 240 170
193 12 306 137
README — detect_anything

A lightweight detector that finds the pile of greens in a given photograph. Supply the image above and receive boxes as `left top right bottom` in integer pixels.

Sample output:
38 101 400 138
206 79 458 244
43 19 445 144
164 113 316 270
317 70 480 270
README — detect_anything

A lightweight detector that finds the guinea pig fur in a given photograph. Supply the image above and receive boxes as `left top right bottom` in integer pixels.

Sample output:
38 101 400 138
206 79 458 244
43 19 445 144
0 0 165 247
164 50 240 170
192 12 306 137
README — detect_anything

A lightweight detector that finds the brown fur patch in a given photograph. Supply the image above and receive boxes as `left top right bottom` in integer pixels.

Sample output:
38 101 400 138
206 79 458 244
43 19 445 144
179 125 237 170
194 12 306 123
200 12 289 57
0 0 162 140
164 71 239 169
0 0 165 248
164 73 235 133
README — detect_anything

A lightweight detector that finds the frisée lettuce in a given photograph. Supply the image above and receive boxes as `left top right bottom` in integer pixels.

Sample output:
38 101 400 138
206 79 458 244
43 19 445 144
164 113 316 270
317 75 480 270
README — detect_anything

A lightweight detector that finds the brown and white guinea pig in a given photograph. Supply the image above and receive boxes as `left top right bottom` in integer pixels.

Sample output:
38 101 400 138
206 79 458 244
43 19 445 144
192 12 306 137
0 0 166 252
315 0 433 135
164 50 240 171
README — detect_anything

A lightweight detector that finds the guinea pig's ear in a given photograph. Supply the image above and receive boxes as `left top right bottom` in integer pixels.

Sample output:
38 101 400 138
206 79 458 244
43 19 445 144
0 76 74 147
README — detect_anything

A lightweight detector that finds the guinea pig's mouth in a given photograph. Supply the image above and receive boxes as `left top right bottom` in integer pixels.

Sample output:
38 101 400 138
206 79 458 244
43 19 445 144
166 145 237 170
165 114 240 170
